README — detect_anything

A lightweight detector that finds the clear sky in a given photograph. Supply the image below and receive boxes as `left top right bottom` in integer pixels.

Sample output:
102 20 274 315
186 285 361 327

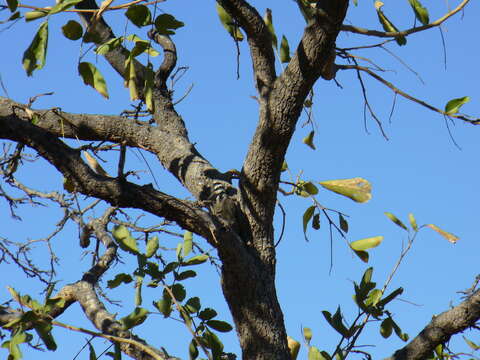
1 1 479 359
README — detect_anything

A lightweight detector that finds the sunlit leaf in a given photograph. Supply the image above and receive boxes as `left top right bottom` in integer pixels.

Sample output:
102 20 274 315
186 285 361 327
25 10 49 21
154 13 184 35
112 225 139 254
184 254 209 266
61 20 83 40
154 296 172 318
48 0 82 15
302 206 315 241
350 236 383 251
183 231 193 257
216 3 244 41
95 37 123 55
281 160 288 172
263 8 277 48
384 212 408 230
83 151 109 176
408 0 429 25
303 130 316 150
125 5 151 27
23 21 48 76
303 327 313 343
287 336 300 360
280 35 291 63
408 213 418 231
445 96 470 115
391 318 409 342
463 336 480 350
319 177 372 203
308 346 327 360
365 289 382 306
78 62 109 98
145 236 159 258
374 1 406 46
427 224 459 244
120 307 148 329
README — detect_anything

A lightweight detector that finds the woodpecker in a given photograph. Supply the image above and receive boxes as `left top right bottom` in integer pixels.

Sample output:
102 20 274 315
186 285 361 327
209 181 238 228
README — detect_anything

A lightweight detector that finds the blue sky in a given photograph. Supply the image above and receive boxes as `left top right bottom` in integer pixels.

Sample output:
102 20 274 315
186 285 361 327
1 0 479 359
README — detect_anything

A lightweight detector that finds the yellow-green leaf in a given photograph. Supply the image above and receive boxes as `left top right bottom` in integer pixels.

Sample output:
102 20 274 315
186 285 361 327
380 318 393 338
303 130 316 150
427 224 459 244
112 225 139 254
445 96 470 115
216 3 244 41
408 0 429 25
145 236 159 258
120 307 148 329
25 10 48 21
23 21 49 76
302 206 315 241
78 62 109 98
263 8 277 49
183 231 193 257
319 177 372 203
280 35 291 63
48 0 83 15
384 212 408 231
83 151 109 176
408 213 418 231
303 327 313 342
350 236 384 251
374 1 406 46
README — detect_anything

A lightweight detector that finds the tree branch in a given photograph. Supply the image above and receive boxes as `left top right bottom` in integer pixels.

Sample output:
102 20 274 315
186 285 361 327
386 289 480 360
216 0 276 96
341 0 470 39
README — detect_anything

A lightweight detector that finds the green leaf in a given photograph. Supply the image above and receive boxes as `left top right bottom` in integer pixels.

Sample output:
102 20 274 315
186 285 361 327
185 297 201 314
427 224 459 244
303 130 316 150
280 35 291 63
408 0 429 25
125 5 151 27
111 225 138 254
380 318 393 338
22 21 49 76
302 206 316 241
354 250 369 263
263 8 277 49
154 14 184 35
3 331 31 360
203 330 224 356
408 213 418 231
184 254 209 266
377 287 403 307
95 37 123 55
78 62 109 99
319 177 371 203
287 336 301 360
206 320 233 332
175 270 197 281
61 20 83 40
445 96 470 115
353 0 358 5
48 0 83 15
322 308 351 338
145 236 159 258
88 343 97 360
135 276 143 306
120 307 148 329
171 283 186 301
339 214 348 233
390 318 409 342
25 10 49 21
7 0 18 12
281 160 288 172
216 3 244 41
154 297 172 318
199 308 217 321
189 339 199 360
365 289 382 306
34 321 57 350
384 212 408 231
350 236 384 251
312 213 320 230
183 231 193 257
107 273 133 289
374 1 406 46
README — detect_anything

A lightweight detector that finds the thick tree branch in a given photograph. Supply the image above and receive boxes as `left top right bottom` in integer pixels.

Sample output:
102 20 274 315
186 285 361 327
341 0 470 39
0 112 215 241
386 289 480 360
0 97 230 203
216 0 276 96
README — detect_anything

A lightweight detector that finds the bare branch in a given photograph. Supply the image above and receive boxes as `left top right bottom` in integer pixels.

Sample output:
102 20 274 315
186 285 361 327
386 288 480 360
342 0 470 39
337 65 480 125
